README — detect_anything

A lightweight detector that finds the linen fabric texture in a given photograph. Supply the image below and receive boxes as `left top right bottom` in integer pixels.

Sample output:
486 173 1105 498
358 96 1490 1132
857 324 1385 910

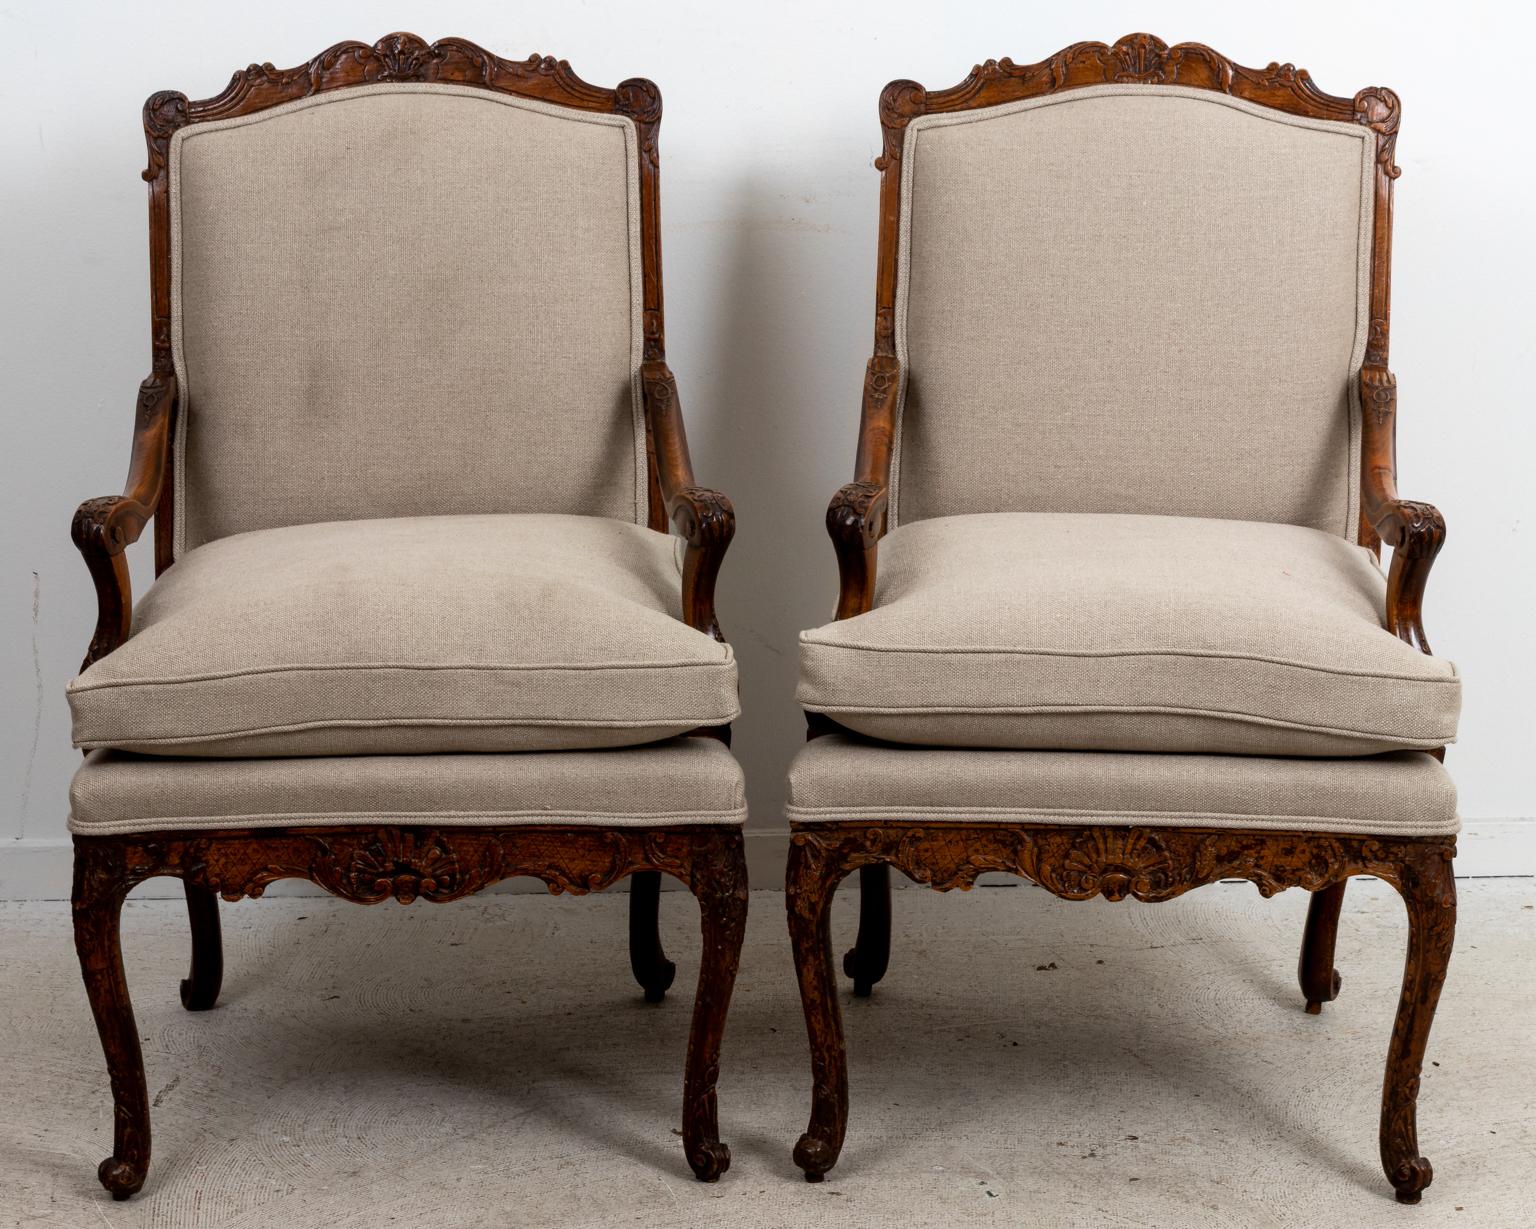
69 515 738 757
169 83 647 552
69 738 746 836
797 513 1460 756
787 735 1458 838
890 86 1375 539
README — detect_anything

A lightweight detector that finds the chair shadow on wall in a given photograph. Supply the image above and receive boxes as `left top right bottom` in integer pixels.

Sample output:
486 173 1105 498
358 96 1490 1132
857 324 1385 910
689 162 876 842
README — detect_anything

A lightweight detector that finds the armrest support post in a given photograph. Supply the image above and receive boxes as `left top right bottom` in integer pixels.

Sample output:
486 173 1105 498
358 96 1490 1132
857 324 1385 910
71 375 175 670
826 355 900 620
641 361 735 641
1360 366 1446 654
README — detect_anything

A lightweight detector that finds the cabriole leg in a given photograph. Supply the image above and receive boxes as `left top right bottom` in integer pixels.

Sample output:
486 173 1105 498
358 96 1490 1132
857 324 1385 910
680 833 748 1181
787 835 851 1181
1380 848 1456 1203
1299 879 1347 1014
179 882 223 1011
72 843 150 1200
842 863 891 997
629 870 676 1003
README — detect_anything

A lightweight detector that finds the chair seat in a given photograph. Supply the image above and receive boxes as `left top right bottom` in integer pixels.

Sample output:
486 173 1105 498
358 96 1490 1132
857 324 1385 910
68 514 739 756
798 513 1459 756
69 738 746 836
787 735 1457 837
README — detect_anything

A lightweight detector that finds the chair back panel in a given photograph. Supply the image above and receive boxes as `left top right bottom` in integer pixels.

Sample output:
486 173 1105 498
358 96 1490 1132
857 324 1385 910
890 84 1375 538
170 83 645 551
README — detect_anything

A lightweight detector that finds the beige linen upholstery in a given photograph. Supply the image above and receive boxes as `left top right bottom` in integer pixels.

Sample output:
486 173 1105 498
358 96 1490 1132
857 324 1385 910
891 86 1374 538
787 735 1458 837
170 83 646 551
69 739 745 836
798 513 1459 756
69 514 738 756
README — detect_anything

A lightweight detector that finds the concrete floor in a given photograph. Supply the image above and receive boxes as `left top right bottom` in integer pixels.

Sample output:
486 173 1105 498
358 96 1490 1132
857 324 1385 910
2 878 1532 1228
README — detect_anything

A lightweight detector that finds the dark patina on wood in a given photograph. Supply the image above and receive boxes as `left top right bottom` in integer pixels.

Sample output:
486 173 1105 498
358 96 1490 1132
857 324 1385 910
798 34 1456 1205
77 824 747 1198
70 33 744 1200
787 822 1455 1203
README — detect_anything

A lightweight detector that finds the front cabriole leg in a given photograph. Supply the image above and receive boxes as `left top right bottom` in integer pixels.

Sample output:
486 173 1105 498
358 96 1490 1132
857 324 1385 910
72 838 153 1199
1379 843 1457 1203
679 830 748 1180
787 831 852 1181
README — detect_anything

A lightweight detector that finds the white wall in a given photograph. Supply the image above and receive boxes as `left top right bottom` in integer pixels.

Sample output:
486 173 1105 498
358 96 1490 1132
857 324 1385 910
3 1 1533 896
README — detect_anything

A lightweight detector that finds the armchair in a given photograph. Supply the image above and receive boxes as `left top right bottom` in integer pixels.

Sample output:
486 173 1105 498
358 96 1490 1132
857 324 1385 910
67 34 745 1200
788 35 1460 1203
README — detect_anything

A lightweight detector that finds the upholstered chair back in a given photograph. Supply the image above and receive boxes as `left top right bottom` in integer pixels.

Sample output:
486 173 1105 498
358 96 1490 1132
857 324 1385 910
889 85 1376 539
169 83 646 552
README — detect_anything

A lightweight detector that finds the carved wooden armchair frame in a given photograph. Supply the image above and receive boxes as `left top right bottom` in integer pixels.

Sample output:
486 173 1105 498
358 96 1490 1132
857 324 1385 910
70 34 743 1200
790 34 1454 1203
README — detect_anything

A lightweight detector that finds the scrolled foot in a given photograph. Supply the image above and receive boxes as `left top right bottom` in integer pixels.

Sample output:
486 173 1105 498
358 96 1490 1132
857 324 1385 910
97 1156 145 1200
794 1131 838 1181
686 1138 731 1182
1305 969 1343 1015
1390 1155 1433 1203
179 974 218 1012
640 958 676 1004
842 948 874 998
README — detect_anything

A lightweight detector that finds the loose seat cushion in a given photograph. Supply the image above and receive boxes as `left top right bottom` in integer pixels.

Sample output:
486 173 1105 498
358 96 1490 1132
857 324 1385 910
70 739 745 836
68 514 738 756
798 513 1459 756
787 736 1458 837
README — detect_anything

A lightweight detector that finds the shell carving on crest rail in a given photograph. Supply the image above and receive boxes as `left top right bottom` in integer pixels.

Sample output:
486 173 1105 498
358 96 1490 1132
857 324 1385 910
140 33 641 182
874 34 1402 177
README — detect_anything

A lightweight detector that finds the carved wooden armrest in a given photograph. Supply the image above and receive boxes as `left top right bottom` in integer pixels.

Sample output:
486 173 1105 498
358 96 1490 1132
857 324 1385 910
640 361 736 641
1360 367 1446 654
71 375 175 670
827 480 887 620
824 355 901 620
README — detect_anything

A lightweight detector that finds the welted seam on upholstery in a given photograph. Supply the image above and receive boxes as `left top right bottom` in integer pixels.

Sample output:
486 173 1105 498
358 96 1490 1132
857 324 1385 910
798 640 1457 682
887 83 1375 538
796 701 1452 742
68 654 734 692
69 808 749 836
783 807 1459 836
168 82 649 553
76 710 742 748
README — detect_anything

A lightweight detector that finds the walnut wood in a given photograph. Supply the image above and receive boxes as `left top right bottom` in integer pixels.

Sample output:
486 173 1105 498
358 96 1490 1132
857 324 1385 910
1299 881 1348 1014
641 361 736 641
841 864 891 997
802 52 1456 1195
629 869 676 1002
178 882 223 1012
70 375 175 670
73 823 747 1195
1360 367 1446 652
786 821 1455 1200
70 36 746 1201
828 32 1437 646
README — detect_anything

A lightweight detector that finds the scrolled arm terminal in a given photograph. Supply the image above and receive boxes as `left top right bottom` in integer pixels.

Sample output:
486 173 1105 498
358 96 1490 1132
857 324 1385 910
72 375 175 670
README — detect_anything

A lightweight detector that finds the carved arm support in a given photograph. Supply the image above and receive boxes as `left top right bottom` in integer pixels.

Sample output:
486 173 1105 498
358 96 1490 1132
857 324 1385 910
641 361 735 641
826 355 900 619
1360 367 1446 654
71 375 176 671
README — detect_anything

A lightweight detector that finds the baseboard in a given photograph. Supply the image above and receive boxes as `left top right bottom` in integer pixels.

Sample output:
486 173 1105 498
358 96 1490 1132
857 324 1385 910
2 821 1531 900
